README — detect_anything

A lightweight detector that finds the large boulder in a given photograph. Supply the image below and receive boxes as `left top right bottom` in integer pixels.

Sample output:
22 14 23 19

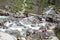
0 32 17 40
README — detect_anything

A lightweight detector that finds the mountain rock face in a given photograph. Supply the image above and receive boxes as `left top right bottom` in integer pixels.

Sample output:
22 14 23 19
0 32 17 40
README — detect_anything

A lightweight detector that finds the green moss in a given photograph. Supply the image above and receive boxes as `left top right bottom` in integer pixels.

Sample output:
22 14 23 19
54 30 60 39
55 6 60 13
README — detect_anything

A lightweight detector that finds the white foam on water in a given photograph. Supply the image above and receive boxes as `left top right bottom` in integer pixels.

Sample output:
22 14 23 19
20 21 40 30
0 29 6 32
0 16 9 18
9 27 26 36
41 17 47 27
4 22 12 27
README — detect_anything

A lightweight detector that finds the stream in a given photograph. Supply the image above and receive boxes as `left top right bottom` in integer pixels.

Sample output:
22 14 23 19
0 6 59 40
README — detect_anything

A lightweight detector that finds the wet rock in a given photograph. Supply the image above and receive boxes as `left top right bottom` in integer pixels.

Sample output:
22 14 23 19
46 17 54 22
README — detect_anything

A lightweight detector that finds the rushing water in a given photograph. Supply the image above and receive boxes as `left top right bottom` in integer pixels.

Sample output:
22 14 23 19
42 17 46 26
43 6 54 15
0 16 9 18
0 6 53 31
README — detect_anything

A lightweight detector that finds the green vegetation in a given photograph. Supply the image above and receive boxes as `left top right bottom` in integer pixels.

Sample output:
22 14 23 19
26 0 50 14
0 0 55 13
0 0 60 14
54 0 60 13
25 0 56 14
8 0 24 12
55 6 60 13
54 23 60 40
54 31 60 40
36 0 49 14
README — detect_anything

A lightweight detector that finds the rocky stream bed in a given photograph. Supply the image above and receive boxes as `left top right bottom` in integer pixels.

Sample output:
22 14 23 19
0 6 60 40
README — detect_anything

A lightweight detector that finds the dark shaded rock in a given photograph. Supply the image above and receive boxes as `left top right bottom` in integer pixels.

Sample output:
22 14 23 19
0 13 9 16
46 17 54 22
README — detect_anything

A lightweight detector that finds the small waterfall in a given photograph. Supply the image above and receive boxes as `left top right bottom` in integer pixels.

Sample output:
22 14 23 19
41 17 46 27
41 6 54 27
43 6 54 15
